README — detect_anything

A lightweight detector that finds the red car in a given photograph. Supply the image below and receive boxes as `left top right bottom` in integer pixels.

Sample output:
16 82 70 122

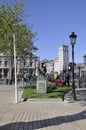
54 78 63 86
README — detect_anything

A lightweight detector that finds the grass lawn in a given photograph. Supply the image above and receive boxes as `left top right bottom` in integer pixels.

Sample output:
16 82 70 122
22 86 71 99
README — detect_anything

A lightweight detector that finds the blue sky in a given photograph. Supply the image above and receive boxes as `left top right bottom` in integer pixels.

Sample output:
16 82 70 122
1 0 86 63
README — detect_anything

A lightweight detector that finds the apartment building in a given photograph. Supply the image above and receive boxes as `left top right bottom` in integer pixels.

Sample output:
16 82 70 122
43 45 69 74
58 45 69 74
0 53 39 79
42 60 54 74
54 57 58 72
0 53 14 78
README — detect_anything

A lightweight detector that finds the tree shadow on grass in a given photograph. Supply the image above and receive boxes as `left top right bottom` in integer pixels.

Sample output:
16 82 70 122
0 110 86 130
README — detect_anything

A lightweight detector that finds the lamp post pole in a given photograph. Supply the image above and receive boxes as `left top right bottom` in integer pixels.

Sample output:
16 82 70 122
68 66 71 87
78 66 81 88
13 33 18 102
83 54 86 87
69 32 77 100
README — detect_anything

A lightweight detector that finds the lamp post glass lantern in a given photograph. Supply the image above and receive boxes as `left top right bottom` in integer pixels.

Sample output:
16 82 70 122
69 32 77 100
69 32 77 45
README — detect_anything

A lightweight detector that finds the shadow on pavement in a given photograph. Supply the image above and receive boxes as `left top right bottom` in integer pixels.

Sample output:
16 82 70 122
64 89 86 106
0 110 86 130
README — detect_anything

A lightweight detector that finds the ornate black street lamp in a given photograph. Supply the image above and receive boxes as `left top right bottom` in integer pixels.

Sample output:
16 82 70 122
83 54 86 87
69 32 77 100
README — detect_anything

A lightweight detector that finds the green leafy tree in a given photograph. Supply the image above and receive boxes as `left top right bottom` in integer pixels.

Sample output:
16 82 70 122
0 1 38 56
0 1 38 79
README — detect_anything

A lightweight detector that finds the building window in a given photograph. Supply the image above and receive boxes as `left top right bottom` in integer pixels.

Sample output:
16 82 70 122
30 61 32 67
5 60 8 66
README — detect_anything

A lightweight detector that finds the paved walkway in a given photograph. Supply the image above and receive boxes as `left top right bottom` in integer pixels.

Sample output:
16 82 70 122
0 83 86 130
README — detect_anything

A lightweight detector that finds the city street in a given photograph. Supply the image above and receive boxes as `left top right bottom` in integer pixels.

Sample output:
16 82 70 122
0 83 86 130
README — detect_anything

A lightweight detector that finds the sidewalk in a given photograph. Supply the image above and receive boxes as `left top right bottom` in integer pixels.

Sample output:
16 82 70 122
64 87 86 104
0 83 86 130
0 81 24 103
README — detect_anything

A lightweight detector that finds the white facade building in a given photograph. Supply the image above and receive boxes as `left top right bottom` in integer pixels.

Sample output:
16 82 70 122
45 60 54 74
54 57 58 72
58 45 69 74
0 53 39 79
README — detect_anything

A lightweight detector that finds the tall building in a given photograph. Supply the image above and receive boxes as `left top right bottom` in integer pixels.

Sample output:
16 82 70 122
54 57 58 72
58 45 69 74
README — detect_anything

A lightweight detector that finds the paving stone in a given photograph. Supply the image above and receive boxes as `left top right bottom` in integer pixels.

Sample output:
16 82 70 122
0 84 86 130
